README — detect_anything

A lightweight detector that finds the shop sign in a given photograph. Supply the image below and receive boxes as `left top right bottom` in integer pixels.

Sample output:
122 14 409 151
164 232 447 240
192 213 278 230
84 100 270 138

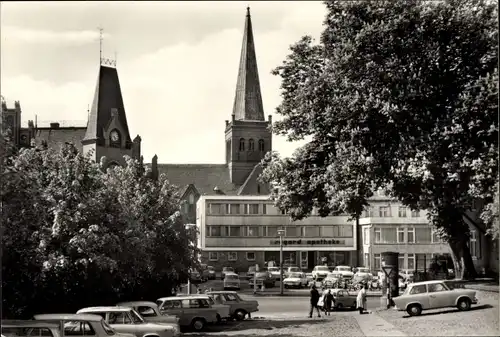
269 239 346 246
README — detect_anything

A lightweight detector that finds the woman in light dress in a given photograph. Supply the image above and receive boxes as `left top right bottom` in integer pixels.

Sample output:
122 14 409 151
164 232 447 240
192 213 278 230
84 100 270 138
356 284 368 314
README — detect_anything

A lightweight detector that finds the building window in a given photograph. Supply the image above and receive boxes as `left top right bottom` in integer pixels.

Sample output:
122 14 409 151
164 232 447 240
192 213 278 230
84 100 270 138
334 225 353 237
266 226 278 237
227 204 241 214
398 207 407 217
302 226 320 237
470 230 480 259
397 228 405 243
285 226 298 237
411 210 420 218
262 204 267 214
258 139 265 152
209 203 225 215
431 229 442 243
245 204 259 215
228 252 237 261
407 253 415 270
246 252 256 261
398 255 405 269
407 228 415 243
244 226 259 237
377 228 397 243
374 228 381 243
365 206 375 217
228 226 241 237
363 228 369 245
209 252 218 261
248 139 255 151
415 227 431 243
374 254 381 270
416 253 432 270
364 253 370 268
207 226 221 237
239 138 245 151
109 129 121 148
379 206 391 217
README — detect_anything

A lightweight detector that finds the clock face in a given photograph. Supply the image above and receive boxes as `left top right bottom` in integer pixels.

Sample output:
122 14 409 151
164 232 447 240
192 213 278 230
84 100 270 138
110 130 120 143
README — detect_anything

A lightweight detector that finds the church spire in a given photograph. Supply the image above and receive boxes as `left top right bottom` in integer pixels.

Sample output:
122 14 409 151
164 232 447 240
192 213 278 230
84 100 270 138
232 6 265 121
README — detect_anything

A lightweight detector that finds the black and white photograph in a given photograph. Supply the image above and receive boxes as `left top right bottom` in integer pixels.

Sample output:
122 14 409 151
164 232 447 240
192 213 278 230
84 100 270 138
1 1 498 336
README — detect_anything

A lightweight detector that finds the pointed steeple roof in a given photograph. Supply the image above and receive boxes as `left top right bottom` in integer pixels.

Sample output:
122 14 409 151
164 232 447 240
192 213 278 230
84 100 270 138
83 65 131 143
232 7 265 121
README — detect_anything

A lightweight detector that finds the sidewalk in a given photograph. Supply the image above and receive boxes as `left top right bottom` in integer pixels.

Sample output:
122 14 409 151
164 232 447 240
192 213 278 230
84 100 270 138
354 312 407 336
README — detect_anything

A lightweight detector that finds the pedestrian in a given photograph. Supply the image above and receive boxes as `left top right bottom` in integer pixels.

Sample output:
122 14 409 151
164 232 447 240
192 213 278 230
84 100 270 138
309 285 321 318
324 289 334 316
356 284 368 314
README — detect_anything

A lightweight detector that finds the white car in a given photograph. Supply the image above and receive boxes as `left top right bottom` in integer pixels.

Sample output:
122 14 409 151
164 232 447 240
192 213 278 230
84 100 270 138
267 267 282 280
393 280 478 317
332 265 354 279
223 273 241 290
354 267 372 278
312 265 330 280
283 272 308 288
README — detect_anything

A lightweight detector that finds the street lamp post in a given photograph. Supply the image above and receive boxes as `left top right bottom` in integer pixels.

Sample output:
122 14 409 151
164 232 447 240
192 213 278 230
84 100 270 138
277 228 285 296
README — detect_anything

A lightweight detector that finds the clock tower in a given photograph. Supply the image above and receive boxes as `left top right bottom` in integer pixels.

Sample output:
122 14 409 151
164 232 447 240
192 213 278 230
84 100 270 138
82 64 141 168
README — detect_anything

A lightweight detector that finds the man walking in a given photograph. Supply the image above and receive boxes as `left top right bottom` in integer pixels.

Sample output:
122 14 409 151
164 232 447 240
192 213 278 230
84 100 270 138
309 285 321 318
324 289 334 315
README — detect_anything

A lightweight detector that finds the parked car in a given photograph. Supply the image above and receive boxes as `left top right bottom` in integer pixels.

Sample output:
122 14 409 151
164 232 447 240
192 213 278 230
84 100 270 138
168 294 231 323
207 291 259 321
221 267 235 280
312 265 330 280
156 296 218 331
247 266 258 280
267 266 282 280
392 280 478 317
354 267 372 279
207 266 216 280
305 273 314 284
332 265 354 279
283 272 308 288
284 266 301 278
322 272 342 288
76 307 179 337
317 288 357 310
2 320 63 337
249 271 275 288
223 273 241 290
189 269 202 283
33 314 136 337
116 301 179 325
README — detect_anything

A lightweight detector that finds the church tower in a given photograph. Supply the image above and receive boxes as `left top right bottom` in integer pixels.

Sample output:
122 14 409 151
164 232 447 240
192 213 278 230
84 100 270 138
225 7 272 185
81 64 141 168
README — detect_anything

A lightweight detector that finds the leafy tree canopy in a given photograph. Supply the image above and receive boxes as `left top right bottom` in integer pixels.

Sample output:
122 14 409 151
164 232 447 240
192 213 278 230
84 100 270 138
260 0 498 278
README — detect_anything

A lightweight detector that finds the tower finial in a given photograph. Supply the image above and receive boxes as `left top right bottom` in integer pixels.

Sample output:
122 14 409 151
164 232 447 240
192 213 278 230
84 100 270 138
98 26 103 64
246 6 250 16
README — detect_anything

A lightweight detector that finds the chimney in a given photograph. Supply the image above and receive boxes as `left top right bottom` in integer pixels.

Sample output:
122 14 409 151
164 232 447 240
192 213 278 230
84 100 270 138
151 154 158 181
50 122 60 128
268 115 272 123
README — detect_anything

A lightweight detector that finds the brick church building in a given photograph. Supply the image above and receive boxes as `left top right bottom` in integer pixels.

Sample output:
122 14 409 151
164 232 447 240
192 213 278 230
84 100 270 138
1 7 270 219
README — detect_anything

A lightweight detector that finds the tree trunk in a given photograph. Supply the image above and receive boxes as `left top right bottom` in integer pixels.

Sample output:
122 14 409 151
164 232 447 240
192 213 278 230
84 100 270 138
355 216 362 266
449 236 478 280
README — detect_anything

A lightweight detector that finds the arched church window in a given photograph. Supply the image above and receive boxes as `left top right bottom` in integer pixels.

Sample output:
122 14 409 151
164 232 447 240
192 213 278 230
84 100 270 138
248 139 255 151
258 139 265 152
239 138 245 151
109 129 121 148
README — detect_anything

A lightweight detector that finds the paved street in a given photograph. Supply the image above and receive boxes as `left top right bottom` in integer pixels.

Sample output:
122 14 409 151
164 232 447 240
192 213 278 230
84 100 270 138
183 290 499 336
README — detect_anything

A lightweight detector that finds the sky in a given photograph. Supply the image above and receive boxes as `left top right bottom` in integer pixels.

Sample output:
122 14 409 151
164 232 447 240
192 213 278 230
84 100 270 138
1 1 326 163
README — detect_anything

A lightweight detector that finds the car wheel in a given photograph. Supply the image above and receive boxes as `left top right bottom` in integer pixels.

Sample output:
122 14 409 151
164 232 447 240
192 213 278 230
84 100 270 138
457 298 471 311
216 314 222 324
234 309 247 321
191 318 206 331
406 304 422 316
337 303 343 310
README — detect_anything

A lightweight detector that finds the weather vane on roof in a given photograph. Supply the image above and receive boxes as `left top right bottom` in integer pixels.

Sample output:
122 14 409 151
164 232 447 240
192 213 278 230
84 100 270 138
98 26 117 68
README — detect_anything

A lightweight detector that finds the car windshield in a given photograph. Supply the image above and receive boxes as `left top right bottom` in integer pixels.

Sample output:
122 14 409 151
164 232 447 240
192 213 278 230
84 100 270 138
223 267 234 272
102 320 115 335
357 268 369 273
338 267 351 272
155 300 163 308
288 272 302 278
268 267 279 272
289 267 300 272
226 275 239 280
130 310 145 324
317 266 329 271
256 272 268 278
208 266 214 271
326 273 339 279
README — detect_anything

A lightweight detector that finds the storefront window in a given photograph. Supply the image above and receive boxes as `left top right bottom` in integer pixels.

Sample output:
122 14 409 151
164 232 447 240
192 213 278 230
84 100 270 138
398 255 404 269
303 226 320 237
322 226 335 237
415 227 431 243
266 226 278 237
285 226 298 237
374 254 381 270
229 226 241 237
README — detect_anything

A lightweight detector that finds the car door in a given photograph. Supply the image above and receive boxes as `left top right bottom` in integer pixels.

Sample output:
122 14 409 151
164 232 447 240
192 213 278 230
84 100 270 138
427 283 453 308
107 311 137 336
161 300 185 325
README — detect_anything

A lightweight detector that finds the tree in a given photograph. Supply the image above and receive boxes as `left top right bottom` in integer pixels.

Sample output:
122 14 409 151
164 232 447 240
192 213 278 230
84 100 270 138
2 141 195 318
260 0 498 278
